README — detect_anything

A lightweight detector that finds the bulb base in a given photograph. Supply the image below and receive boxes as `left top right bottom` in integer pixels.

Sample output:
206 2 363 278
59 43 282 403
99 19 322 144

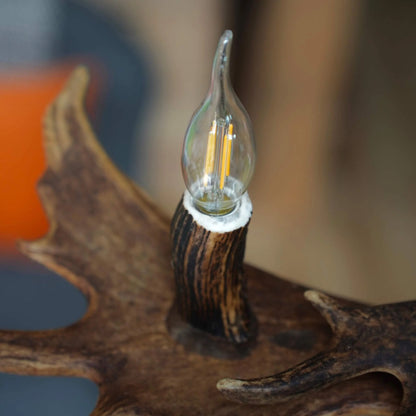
194 195 238 216
188 176 245 217
168 192 257 352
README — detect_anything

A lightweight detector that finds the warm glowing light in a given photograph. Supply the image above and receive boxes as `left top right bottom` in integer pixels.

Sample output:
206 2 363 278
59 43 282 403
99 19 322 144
219 123 233 190
182 30 255 216
203 120 217 186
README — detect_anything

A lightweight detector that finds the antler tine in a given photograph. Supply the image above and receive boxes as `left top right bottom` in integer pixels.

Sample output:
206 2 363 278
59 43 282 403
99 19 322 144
217 347 371 405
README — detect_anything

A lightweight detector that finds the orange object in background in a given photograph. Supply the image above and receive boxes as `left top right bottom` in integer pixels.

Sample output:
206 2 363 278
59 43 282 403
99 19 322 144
0 62 100 253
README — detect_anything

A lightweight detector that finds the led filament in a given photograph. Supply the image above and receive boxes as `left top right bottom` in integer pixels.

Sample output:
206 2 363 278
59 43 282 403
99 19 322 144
203 121 233 190
182 30 255 216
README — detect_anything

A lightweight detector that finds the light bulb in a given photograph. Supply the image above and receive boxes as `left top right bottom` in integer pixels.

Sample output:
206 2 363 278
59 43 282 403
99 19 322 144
182 30 256 216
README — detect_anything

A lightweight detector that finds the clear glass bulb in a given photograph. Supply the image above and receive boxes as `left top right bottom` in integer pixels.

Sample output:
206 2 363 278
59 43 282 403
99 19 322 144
182 30 256 216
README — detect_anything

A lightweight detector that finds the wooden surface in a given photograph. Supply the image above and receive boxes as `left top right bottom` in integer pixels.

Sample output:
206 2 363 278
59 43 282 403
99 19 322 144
0 67 405 415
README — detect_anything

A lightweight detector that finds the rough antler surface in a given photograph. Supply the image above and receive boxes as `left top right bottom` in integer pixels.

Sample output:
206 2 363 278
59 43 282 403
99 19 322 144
0 67 409 415
218 290 416 416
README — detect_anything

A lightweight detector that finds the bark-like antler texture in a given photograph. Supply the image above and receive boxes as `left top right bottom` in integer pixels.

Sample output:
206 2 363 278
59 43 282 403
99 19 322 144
218 290 416 416
0 67 410 415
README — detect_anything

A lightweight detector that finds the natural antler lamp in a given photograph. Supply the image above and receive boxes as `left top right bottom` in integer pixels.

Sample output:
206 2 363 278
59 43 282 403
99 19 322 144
1 30 416 416
169 31 257 349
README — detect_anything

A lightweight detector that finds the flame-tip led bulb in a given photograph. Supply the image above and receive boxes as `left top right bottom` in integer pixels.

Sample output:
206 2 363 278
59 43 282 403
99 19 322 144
182 30 256 216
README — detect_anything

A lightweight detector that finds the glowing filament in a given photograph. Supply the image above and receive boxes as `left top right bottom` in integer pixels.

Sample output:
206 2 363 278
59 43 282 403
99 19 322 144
203 120 217 186
220 123 233 189
202 121 234 191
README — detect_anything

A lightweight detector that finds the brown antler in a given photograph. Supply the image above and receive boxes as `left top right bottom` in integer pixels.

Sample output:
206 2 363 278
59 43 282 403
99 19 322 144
218 290 416 416
0 67 407 415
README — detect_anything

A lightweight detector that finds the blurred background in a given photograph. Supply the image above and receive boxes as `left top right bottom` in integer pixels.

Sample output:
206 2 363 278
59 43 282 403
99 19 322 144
0 0 415 414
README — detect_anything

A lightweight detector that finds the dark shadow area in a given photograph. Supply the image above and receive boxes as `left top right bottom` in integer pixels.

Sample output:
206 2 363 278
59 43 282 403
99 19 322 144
0 373 99 416
0 255 87 330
